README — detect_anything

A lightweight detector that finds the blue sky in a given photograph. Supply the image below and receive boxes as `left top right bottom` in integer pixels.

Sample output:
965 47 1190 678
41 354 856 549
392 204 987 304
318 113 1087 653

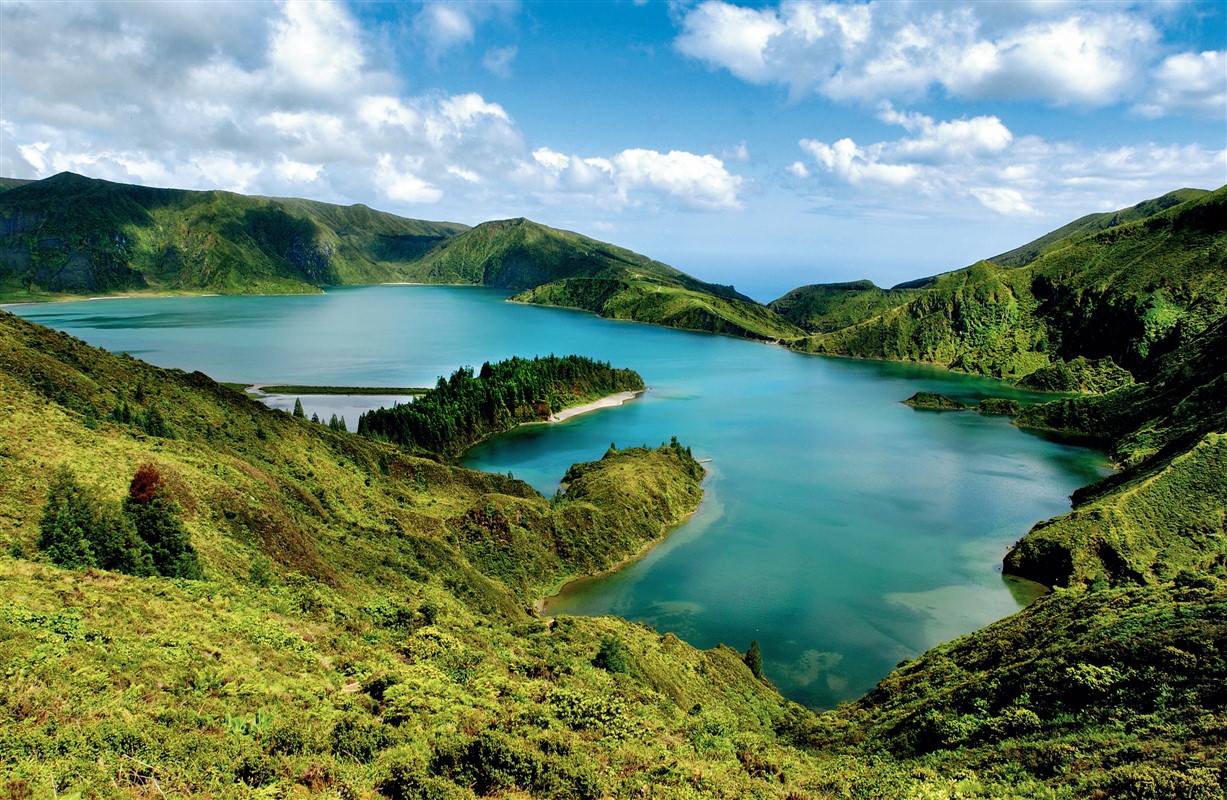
2 1 1224 298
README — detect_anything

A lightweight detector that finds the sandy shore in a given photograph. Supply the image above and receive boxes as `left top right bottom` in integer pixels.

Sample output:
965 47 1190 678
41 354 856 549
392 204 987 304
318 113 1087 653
550 390 643 423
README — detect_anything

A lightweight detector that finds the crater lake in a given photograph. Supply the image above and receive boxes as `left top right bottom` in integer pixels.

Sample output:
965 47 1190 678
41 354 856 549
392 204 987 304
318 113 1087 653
9 285 1112 708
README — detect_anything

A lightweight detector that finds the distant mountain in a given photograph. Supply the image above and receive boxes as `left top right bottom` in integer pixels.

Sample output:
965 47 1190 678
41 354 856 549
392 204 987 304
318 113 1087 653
397 216 734 296
780 186 1227 385
0 172 468 299
0 173 802 343
768 279 921 334
393 216 803 340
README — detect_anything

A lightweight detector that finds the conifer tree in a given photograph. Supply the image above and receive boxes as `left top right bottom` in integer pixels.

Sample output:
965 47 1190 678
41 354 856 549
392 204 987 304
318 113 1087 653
38 467 154 575
745 640 764 680
38 471 96 570
124 463 202 579
292 398 305 418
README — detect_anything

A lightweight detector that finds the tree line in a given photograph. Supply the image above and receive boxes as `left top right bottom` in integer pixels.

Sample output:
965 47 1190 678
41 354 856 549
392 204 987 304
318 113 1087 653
356 354 644 458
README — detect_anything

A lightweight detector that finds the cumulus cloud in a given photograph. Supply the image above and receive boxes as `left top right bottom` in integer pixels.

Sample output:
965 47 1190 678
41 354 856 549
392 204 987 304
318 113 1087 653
1135 50 1227 118
531 147 743 211
0 0 738 218
794 109 1226 217
800 139 919 187
676 1 1192 110
613 149 743 210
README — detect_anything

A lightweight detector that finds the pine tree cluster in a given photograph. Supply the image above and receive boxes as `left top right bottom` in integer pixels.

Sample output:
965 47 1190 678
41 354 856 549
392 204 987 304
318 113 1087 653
38 463 203 579
357 355 643 457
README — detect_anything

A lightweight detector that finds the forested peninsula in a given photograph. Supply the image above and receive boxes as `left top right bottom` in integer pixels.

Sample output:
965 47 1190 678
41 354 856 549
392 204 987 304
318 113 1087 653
356 355 644 460
2 174 1226 798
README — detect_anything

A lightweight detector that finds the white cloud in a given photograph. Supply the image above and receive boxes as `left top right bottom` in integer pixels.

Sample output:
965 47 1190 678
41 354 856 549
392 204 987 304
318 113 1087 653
613 149 743 210
414 4 477 60
268 1 367 98
676 1 1178 108
877 104 1013 162
970 187 1037 216
375 155 444 204
275 156 324 183
786 161 810 178
675 2 784 84
0 1 742 220
1135 50 1227 118
532 147 743 211
800 138 919 186
795 110 1226 218
722 141 751 162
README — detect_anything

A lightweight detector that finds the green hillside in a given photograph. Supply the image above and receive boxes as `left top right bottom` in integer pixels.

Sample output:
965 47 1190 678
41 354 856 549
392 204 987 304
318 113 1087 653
396 217 740 297
0 174 803 347
5 307 1227 797
515 277 804 342
399 217 804 341
1003 314 1227 589
988 188 1211 269
4 239 1227 800
0 172 467 300
768 280 921 334
784 187 1227 385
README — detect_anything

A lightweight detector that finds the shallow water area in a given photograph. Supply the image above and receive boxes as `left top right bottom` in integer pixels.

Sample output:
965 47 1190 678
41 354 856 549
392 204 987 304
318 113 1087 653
11 285 1113 708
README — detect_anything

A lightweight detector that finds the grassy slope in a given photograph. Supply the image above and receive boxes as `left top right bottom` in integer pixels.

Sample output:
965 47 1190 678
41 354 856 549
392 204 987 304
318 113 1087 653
398 217 738 297
987 188 1210 269
1002 314 1227 589
515 277 805 342
0 172 467 299
784 187 1227 384
0 308 827 797
817 581 1227 800
2 299 1225 794
768 280 921 334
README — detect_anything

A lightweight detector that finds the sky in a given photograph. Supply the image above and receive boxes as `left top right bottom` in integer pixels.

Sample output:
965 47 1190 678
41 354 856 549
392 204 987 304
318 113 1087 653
1 1 1224 300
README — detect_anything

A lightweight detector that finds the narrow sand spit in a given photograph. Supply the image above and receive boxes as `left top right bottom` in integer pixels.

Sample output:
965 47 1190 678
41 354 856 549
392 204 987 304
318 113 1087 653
550 390 643 423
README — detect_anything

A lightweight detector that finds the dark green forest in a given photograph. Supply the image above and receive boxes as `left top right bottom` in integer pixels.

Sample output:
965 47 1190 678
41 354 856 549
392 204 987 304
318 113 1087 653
356 355 644 458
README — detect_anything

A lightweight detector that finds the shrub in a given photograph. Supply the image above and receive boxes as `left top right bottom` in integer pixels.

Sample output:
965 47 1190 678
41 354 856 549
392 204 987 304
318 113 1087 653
330 712 392 763
593 636 630 674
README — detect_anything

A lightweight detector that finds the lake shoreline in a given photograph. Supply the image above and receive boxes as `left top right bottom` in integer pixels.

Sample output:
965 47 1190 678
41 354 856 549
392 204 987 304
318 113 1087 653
534 473 710 618
549 390 643 423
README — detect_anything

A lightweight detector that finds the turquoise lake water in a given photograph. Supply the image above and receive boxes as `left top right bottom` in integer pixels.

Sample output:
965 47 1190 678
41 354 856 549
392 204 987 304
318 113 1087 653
9 285 1113 708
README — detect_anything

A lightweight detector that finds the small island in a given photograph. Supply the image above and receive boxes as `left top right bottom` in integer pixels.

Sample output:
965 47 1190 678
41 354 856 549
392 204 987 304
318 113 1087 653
903 392 1021 416
902 391 967 411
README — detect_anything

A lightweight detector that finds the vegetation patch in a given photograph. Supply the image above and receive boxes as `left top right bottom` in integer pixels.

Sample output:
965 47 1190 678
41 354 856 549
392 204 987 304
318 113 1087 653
357 354 645 459
902 392 967 411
